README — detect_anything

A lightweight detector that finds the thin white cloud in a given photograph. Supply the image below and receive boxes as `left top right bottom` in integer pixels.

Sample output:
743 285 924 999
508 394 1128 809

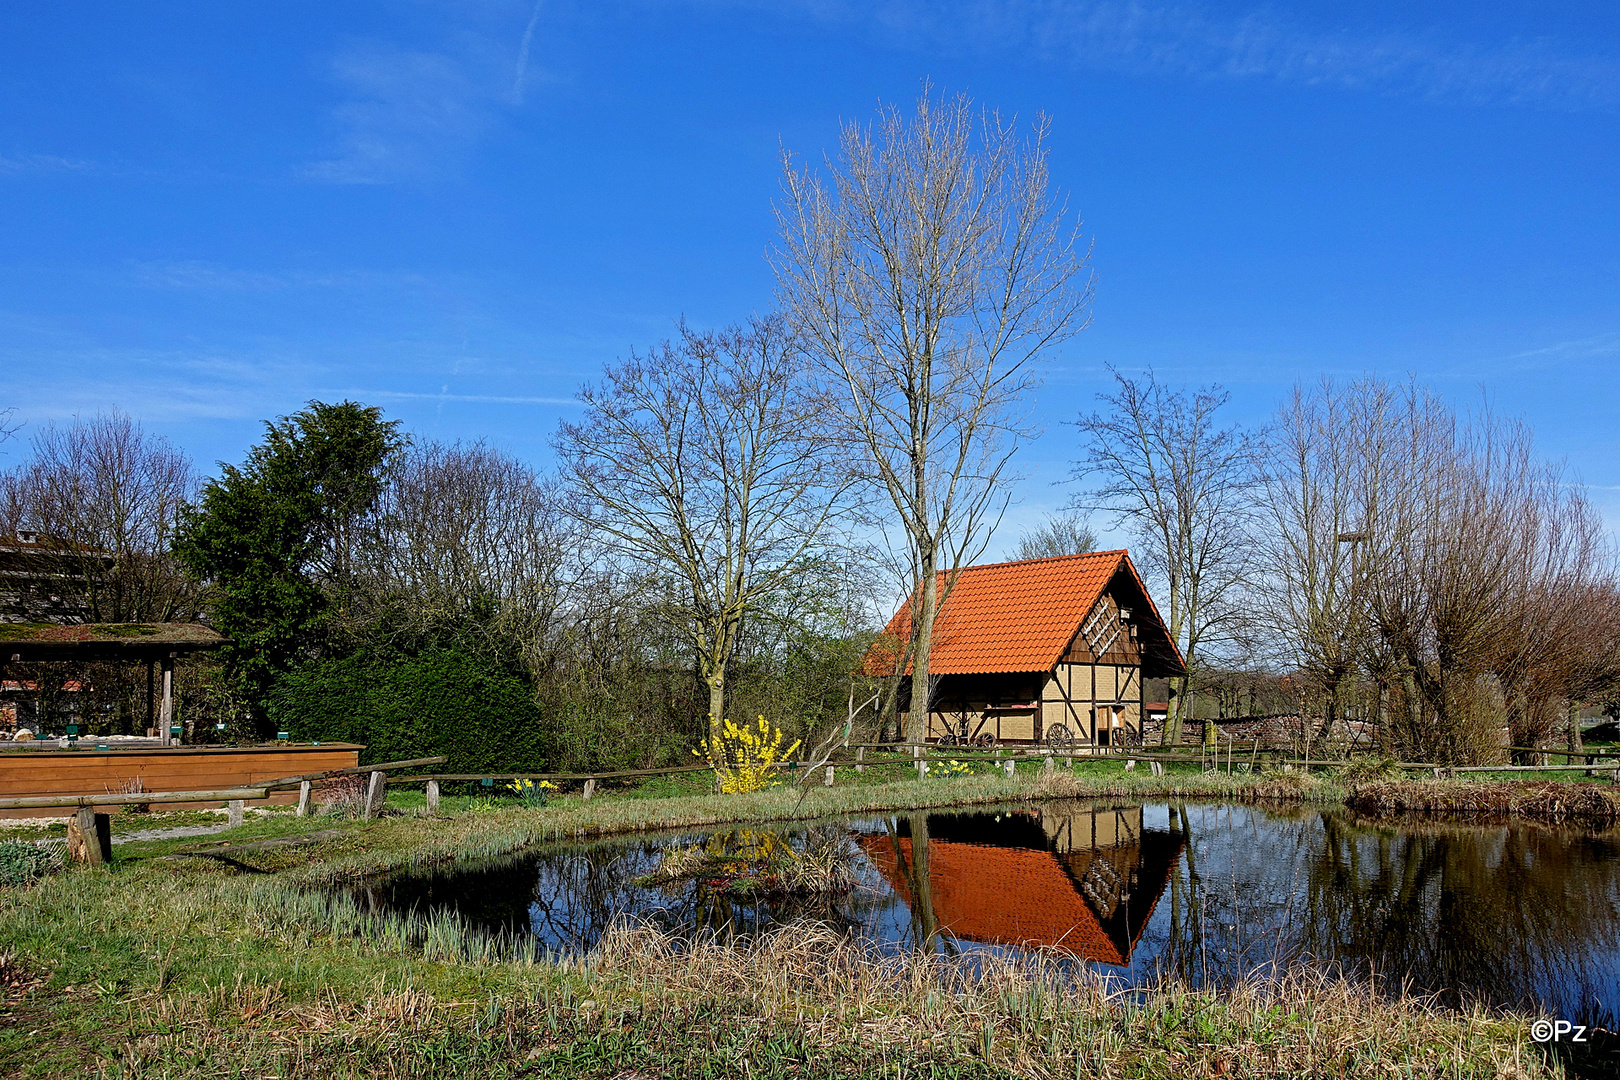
513 0 545 104
127 260 417 292
742 0 1620 110
306 43 500 185
0 153 91 175
1503 331 1620 361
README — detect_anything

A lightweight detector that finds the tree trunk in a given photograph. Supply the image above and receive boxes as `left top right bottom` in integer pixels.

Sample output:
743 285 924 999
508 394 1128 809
903 812 939 952
905 553 939 745
1163 677 1188 747
707 674 725 746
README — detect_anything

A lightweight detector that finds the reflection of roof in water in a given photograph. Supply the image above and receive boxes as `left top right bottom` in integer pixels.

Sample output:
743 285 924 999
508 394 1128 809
859 812 1184 966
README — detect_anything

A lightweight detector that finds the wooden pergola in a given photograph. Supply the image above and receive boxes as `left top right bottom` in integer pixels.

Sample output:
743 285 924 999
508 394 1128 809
0 623 230 746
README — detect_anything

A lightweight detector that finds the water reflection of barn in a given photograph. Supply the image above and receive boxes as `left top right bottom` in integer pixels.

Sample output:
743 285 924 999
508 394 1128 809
860 808 1184 965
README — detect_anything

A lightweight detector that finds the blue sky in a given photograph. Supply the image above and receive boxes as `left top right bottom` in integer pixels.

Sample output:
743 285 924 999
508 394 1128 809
2 1 1617 553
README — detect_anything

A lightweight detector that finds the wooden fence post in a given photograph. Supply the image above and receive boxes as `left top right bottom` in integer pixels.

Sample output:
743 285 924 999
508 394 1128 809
855 747 865 774
227 800 244 828
582 778 596 802
364 771 387 819
425 780 440 814
824 765 835 787
67 807 111 867
1043 756 1054 775
1003 759 1015 780
296 781 312 817
916 757 927 781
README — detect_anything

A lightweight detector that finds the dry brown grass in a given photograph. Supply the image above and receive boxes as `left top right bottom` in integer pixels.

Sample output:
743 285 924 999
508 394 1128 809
586 921 1549 1078
1348 779 1620 823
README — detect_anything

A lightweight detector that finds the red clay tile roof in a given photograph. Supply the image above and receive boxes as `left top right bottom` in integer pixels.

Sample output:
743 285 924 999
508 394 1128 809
862 550 1181 676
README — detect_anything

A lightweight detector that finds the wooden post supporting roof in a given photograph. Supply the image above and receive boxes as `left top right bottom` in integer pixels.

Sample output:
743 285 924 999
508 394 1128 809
159 655 175 746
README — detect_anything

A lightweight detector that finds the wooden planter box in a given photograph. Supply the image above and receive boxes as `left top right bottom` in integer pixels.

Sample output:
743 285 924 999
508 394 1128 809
0 743 363 817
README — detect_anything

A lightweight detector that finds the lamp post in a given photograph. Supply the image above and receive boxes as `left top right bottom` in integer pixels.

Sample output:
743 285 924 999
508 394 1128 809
1336 530 1369 750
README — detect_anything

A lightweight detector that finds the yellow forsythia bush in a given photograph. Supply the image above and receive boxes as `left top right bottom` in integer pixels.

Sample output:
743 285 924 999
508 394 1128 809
695 715 802 794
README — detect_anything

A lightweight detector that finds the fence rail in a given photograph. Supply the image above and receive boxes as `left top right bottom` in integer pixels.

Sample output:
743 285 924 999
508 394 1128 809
0 756 447 812
388 745 1620 789
0 786 271 811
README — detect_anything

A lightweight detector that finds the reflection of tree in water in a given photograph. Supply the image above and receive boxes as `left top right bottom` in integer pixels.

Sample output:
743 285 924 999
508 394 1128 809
1142 804 1620 1027
1151 803 1319 984
884 813 949 957
392 825 880 954
1300 814 1620 1023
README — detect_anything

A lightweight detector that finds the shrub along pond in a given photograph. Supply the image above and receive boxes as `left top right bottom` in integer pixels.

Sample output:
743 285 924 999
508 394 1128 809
351 800 1620 1034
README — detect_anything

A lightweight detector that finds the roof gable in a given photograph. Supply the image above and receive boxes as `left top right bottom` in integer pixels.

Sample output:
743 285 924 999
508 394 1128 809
862 550 1183 676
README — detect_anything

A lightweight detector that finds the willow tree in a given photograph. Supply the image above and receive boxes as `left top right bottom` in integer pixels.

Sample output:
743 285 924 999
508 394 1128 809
773 87 1092 743
554 316 849 738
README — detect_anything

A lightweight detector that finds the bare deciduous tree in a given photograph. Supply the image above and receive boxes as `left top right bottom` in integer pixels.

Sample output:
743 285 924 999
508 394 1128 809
0 410 199 622
1013 510 1097 561
555 316 850 737
1071 369 1257 746
1366 390 1545 762
357 439 574 672
1253 378 1393 739
773 87 1093 743
1489 482 1618 761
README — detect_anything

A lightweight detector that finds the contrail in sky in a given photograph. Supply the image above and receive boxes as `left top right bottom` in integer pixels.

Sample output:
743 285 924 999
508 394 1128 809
513 0 544 104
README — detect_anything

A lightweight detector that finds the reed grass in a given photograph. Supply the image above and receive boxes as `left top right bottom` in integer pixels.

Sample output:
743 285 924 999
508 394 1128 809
1347 779 1620 823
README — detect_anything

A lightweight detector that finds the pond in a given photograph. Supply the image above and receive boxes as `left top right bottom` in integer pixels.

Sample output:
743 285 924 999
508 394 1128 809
352 802 1620 1030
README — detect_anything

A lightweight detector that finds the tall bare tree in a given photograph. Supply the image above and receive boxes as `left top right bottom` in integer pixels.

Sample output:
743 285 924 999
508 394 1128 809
554 316 850 736
0 410 199 622
773 87 1093 743
1488 479 1618 760
1071 369 1256 746
1253 378 1393 738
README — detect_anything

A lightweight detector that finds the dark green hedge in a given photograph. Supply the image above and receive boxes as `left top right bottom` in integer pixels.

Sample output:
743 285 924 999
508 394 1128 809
265 648 548 773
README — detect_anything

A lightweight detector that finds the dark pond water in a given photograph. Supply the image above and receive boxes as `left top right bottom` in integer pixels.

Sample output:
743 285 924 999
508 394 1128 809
353 802 1620 1030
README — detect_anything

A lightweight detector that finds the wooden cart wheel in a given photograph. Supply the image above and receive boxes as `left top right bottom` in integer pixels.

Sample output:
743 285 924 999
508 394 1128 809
1045 725 1075 749
937 732 960 747
974 732 996 748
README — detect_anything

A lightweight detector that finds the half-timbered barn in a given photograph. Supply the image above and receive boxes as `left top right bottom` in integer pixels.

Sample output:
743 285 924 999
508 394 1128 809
863 550 1185 748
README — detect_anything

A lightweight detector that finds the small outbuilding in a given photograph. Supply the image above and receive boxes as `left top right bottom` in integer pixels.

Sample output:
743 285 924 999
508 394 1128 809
863 550 1185 748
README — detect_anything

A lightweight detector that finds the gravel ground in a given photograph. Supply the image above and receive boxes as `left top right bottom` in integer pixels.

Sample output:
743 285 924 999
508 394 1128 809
0 806 284 843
